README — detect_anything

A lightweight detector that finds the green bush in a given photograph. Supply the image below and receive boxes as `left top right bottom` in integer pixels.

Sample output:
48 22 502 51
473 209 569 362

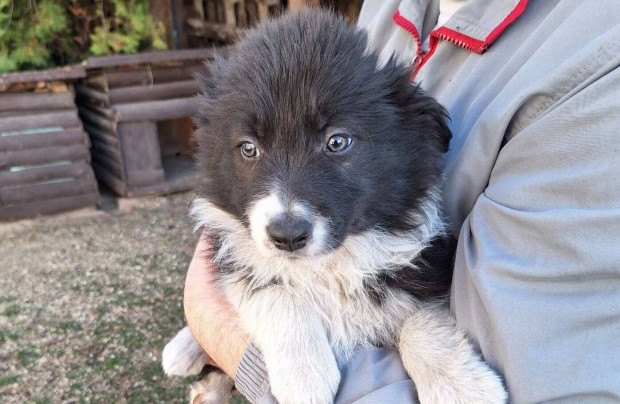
0 0 168 74
0 0 68 72
88 0 167 56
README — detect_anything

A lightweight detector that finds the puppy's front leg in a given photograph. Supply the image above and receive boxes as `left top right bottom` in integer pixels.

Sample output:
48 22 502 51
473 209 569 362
399 304 507 404
239 290 340 404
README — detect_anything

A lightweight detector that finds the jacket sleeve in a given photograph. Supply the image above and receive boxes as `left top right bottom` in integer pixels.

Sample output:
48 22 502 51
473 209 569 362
235 343 418 403
451 56 620 402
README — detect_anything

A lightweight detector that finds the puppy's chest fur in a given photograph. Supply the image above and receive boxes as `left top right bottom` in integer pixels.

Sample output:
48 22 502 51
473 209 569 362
209 227 426 361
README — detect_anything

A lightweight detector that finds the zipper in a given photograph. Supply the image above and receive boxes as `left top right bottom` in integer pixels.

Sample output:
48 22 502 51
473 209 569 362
412 27 488 79
412 36 439 80
432 30 487 53
397 1 530 79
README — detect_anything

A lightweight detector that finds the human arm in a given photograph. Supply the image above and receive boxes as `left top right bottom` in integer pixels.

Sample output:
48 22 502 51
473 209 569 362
450 51 620 402
183 233 251 379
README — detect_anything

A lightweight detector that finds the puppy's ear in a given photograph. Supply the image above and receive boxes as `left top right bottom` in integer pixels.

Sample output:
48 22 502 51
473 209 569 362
382 57 452 153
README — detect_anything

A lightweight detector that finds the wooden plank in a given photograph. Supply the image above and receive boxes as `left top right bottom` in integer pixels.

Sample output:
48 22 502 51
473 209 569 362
0 192 99 222
117 121 162 172
86 48 214 69
0 110 81 133
104 65 204 87
187 20 243 42
148 0 175 48
0 144 89 169
0 64 86 86
0 129 85 152
125 173 196 197
115 97 199 122
205 0 217 22
108 80 200 103
288 0 319 10
0 110 45 119
0 178 96 205
104 70 152 88
0 162 93 188
0 92 75 113
126 169 165 187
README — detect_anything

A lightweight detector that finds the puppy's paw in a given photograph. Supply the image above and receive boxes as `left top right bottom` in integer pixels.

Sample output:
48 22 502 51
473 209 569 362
190 369 235 404
455 361 507 404
414 358 507 404
268 352 340 404
162 326 209 377
400 308 507 403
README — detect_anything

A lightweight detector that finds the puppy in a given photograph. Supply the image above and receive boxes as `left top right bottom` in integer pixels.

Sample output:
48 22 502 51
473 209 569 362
163 8 507 404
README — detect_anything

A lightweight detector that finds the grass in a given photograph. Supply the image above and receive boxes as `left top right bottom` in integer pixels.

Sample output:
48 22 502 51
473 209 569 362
0 193 248 403
3 304 21 317
0 375 19 388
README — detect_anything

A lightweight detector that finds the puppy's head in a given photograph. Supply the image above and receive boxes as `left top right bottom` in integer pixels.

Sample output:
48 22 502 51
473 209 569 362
194 9 451 260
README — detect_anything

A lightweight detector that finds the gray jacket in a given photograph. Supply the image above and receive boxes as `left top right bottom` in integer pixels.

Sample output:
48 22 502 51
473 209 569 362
235 0 620 402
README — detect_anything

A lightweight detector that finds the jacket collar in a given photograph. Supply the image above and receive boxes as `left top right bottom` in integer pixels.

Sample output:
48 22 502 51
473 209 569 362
393 0 529 55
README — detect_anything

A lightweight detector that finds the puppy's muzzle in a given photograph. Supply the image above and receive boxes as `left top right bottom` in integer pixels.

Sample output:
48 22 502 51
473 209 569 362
267 215 312 252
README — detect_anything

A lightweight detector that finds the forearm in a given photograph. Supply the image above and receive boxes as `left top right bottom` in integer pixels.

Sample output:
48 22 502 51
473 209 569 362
183 234 251 379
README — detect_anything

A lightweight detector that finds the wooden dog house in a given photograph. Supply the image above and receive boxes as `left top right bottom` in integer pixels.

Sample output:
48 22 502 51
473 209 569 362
76 49 213 197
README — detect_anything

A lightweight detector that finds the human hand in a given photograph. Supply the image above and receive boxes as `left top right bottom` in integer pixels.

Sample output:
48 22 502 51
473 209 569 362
183 231 251 378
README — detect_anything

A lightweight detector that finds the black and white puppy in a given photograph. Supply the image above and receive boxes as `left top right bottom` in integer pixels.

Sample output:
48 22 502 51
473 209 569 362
163 8 507 404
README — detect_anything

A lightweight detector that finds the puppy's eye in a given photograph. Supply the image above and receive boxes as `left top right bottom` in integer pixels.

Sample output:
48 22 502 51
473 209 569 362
326 134 352 153
240 142 260 159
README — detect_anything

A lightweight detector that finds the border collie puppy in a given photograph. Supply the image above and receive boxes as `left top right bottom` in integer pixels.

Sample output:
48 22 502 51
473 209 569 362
163 8 507 404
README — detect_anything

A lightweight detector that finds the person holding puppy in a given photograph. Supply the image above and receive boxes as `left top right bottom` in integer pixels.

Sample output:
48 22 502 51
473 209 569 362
183 0 620 402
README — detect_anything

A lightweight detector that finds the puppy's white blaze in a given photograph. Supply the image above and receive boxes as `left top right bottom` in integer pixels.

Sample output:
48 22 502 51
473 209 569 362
289 199 330 256
162 327 208 377
248 193 286 256
289 200 308 216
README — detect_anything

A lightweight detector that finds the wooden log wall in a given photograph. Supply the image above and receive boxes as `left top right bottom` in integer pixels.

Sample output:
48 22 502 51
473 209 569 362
77 49 212 196
289 0 363 22
179 0 361 47
184 0 284 45
0 86 99 221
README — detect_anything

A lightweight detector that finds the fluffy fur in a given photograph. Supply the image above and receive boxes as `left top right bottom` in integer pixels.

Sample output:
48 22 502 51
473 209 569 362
163 8 507 404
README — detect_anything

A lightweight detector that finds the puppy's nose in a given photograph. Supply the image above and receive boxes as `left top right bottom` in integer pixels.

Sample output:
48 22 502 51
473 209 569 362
267 216 312 252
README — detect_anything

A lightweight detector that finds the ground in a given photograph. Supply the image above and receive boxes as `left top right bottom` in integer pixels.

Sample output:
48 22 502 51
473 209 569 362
0 192 247 403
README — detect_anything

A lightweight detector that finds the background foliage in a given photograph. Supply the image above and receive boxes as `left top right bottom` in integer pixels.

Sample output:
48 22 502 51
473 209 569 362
0 0 68 72
0 0 167 73
87 0 167 56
